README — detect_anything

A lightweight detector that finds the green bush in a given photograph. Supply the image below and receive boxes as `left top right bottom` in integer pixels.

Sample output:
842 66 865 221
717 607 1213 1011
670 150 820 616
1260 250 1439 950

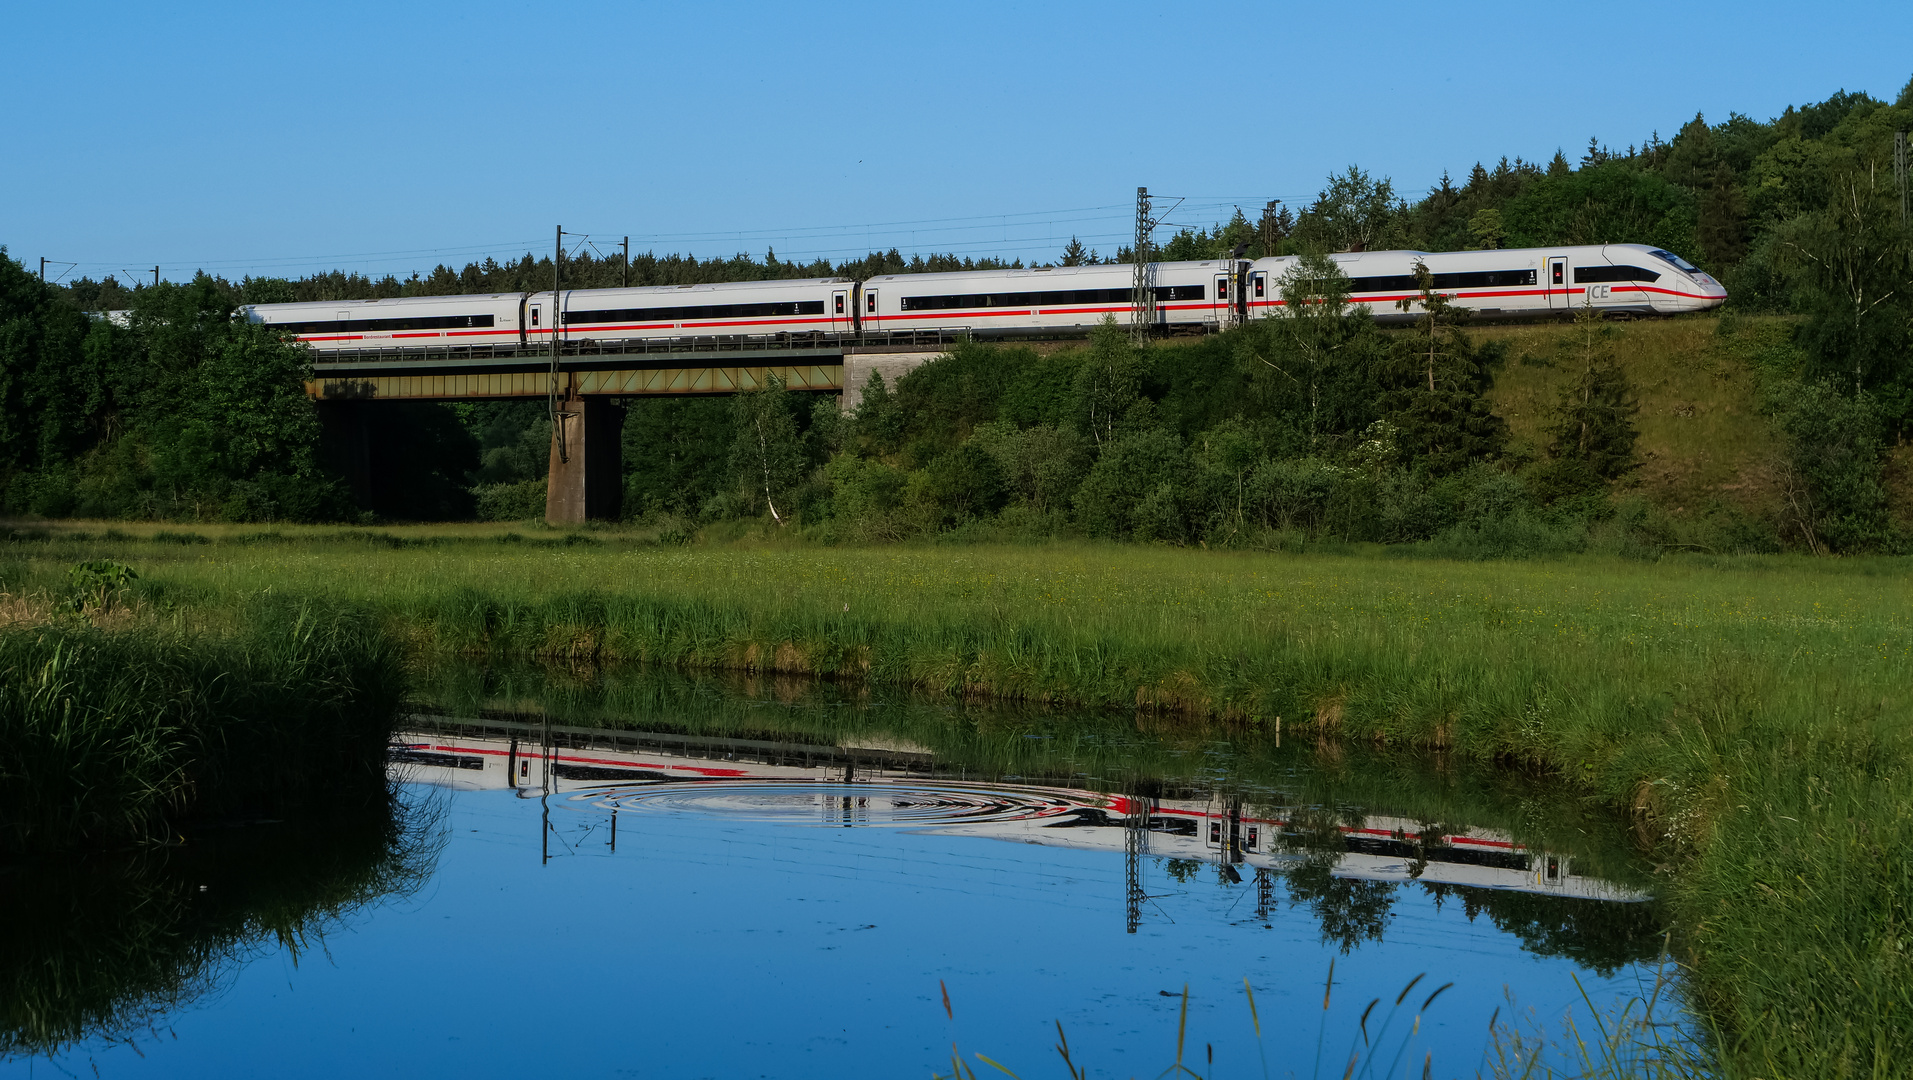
473 479 547 522
1770 380 1895 553
1074 428 1188 539
919 443 1007 525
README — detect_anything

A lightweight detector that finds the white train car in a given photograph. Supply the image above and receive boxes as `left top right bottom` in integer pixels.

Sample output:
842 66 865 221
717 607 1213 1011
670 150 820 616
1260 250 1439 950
242 292 527 353
554 276 854 344
1244 243 1725 323
243 276 856 355
859 259 1240 337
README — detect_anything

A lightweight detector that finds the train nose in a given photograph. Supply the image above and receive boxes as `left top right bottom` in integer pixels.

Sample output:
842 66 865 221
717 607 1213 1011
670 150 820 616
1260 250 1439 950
1687 271 1728 311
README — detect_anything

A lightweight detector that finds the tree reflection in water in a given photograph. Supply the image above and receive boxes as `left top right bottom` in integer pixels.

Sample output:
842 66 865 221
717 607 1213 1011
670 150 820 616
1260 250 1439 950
1276 804 1400 953
0 790 444 1060
1136 801 1669 966
412 659 1673 977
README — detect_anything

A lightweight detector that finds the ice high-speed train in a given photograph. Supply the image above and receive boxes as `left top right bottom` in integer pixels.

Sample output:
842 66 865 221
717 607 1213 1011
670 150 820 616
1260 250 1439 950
242 243 1725 356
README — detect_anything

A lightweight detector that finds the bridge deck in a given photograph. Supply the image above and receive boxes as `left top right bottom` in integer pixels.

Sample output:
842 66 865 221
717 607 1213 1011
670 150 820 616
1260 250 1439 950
306 342 947 400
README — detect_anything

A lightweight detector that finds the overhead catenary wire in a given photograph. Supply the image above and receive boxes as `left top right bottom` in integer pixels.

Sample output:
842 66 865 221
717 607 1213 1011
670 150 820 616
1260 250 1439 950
40 195 1312 285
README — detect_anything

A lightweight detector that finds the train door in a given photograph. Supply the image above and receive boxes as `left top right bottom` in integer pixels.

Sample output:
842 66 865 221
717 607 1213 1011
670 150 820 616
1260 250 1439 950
1249 271 1268 317
1213 271 1232 328
1545 256 1569 311
831 289 851 335
863 288 879 333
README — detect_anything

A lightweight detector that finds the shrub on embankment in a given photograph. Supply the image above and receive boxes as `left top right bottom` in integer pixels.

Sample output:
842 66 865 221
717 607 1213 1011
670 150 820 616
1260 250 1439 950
0 604 407 854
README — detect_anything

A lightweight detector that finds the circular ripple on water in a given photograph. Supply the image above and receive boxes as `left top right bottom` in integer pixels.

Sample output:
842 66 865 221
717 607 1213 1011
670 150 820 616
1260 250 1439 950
564 780 1085 827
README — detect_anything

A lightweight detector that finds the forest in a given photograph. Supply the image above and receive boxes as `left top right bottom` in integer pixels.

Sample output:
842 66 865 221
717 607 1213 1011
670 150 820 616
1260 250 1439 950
3 78 1910 552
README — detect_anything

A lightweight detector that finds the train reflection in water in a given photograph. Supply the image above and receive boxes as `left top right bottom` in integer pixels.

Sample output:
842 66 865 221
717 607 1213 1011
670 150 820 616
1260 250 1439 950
392 716 1646 908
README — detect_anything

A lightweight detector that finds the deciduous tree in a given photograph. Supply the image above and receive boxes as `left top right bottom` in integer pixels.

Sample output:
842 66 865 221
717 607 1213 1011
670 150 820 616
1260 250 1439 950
730 372 805 524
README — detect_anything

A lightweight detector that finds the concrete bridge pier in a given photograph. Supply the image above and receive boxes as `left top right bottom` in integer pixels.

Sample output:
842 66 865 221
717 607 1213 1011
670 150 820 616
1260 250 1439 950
841 350 944 411
545 393 625 525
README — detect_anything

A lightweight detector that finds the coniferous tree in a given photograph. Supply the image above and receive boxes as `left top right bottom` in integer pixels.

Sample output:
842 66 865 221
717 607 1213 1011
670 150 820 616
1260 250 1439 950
1531 300 1640 501
1379 263 1506 475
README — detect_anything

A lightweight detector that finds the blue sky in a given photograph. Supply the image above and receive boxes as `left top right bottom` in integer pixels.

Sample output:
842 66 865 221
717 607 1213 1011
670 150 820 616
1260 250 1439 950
6 1 1910 285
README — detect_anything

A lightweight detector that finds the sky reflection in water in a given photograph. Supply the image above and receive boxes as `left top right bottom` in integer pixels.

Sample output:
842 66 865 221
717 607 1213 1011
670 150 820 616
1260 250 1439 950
7 759 1677 1079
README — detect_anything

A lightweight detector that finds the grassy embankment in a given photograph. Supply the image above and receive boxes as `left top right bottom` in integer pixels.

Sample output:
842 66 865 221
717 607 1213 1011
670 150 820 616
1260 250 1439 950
2 524 1908 1075
1113 314 1904 537
0 590 407 854
1480 317 1788 521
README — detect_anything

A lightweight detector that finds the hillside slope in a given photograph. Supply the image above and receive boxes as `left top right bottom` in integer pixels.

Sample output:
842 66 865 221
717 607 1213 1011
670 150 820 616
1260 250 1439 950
1481 316 1787 520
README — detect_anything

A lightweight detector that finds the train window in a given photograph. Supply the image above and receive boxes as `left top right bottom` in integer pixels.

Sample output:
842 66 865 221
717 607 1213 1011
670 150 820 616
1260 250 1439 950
866 292 877 314
1551 263 1564 285
564 300 827 324
1252 275 1266 299
1574 265 1661 284
269 313 499 335
530 307 540 327
834 295 844 314
1647 249 1701 273
902 287 1126 311
1346 269 1537 294
895 285 1212 311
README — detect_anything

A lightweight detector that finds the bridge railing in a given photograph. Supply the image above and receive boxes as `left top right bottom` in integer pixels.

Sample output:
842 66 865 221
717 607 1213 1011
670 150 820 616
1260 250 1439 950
306 328 969 365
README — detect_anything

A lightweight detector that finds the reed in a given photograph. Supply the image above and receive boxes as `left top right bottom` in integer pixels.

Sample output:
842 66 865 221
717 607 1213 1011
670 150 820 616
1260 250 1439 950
0 598 408 854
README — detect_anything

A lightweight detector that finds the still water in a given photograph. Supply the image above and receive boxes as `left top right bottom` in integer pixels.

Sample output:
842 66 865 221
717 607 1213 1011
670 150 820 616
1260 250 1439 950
3 667 1686 1078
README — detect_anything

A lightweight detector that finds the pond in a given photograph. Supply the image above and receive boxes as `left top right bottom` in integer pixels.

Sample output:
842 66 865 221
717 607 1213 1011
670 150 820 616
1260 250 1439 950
2 665 1692 1078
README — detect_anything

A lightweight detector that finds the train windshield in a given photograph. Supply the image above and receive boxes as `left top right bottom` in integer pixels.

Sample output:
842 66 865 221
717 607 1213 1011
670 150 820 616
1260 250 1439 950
1648 249 1701 274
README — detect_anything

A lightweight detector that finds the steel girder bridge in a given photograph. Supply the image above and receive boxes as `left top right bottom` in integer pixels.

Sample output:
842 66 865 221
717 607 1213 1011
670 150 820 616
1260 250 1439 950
305 337 948 524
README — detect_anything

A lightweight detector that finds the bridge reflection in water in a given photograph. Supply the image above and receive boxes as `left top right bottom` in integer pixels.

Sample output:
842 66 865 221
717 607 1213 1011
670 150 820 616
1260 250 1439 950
394 715 1658 962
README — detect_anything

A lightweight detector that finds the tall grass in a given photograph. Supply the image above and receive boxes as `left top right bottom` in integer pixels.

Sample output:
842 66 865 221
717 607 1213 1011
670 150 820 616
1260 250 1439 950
4 526 1911 1075
931 966 1709 1080
0 599 408 853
